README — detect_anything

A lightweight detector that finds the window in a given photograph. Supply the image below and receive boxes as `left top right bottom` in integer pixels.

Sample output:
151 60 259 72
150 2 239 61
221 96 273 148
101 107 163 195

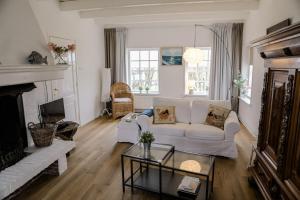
185 47 211 96
127 49 159 94
244 64 253 99
240 47 253 105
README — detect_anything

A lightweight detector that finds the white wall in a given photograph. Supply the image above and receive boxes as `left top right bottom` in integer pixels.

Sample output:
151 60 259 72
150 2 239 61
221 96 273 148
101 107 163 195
29 0 105 125
0 0 52 64
127 25 212 108
239 0 300 136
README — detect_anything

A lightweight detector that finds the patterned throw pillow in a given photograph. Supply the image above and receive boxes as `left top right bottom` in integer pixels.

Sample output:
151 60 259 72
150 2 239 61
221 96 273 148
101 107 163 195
153 106 176 124
205 104 231 129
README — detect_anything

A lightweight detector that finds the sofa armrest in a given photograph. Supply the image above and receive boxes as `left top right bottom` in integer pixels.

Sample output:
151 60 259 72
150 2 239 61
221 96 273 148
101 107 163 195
224 111 240 140
136 115 152 132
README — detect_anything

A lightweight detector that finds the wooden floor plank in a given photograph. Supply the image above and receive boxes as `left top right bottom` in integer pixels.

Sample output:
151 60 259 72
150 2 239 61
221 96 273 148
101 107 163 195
15 118 258 200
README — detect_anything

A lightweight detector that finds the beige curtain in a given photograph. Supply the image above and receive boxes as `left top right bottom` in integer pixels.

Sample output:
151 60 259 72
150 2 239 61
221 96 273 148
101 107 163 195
231 23 244 113
104 28 116 84
209 23 233 101
115 28 127 83
209 23 243 113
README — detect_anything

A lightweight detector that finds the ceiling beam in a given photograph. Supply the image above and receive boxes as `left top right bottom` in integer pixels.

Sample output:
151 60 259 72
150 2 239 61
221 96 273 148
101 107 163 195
60 0 258 11
95 11 248 28
79 1 258 18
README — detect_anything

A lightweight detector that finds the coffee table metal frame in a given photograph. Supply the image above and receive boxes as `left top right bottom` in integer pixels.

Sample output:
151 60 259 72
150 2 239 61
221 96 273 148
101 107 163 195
121 143 215 200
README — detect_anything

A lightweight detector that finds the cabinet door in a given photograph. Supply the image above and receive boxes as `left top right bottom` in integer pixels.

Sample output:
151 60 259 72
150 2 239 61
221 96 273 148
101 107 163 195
262 70 289 168
285 71 300 199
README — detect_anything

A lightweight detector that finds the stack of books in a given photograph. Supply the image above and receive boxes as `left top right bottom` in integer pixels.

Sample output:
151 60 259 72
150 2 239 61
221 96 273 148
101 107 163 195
177 176 201 196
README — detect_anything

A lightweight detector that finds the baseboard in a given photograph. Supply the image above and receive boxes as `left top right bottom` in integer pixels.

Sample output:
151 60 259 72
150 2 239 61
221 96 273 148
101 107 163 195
239 117 257 139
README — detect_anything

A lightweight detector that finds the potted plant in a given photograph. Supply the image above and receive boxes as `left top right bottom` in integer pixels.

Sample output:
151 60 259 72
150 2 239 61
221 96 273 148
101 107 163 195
139 131 155 157
138 86 143 94
145 86 150 94
233 73 247 95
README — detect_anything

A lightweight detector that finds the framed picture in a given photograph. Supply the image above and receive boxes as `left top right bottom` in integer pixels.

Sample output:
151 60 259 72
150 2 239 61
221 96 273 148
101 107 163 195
161 47 183 66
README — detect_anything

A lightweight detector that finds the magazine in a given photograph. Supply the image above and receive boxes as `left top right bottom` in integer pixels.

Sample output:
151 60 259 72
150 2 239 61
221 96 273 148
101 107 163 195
177 176 201 195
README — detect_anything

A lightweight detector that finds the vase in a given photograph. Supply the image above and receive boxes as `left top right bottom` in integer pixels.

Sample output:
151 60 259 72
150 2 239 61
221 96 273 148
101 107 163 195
55 53 67 65
143 143 151 158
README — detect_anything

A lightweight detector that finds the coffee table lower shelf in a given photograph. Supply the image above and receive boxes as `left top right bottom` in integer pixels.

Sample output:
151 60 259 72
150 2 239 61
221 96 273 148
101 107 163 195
124 167 210 200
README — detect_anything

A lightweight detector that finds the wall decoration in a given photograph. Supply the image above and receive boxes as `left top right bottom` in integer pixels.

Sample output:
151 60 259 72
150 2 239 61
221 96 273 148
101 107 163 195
161 47 183 66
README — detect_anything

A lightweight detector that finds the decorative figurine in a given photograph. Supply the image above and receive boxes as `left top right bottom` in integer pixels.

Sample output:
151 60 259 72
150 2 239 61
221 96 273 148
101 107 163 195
27 51 48 65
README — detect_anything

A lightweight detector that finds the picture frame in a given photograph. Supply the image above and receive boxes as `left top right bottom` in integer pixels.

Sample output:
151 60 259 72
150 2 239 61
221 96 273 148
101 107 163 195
160 47 183 66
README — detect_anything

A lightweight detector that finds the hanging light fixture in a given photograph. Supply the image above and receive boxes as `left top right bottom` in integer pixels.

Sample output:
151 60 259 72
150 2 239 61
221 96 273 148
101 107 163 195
183 25 203 65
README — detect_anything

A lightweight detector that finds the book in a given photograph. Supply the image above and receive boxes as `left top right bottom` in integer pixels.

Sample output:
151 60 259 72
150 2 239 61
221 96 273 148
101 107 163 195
177 176 201 195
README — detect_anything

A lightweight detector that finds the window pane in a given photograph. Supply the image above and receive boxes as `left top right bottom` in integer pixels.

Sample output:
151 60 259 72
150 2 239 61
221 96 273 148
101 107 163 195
130 51 139 60
130 61 139 69
128 49 159 93
140 61 149 69
150 51 158 60
140 51 149 60
150 61 158 68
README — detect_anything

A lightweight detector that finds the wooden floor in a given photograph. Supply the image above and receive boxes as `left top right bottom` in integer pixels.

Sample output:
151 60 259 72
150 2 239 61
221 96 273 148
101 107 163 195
16 118 258 200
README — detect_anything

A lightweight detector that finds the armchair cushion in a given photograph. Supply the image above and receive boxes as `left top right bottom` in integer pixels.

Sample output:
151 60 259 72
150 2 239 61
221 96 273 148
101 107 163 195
113 97 132 103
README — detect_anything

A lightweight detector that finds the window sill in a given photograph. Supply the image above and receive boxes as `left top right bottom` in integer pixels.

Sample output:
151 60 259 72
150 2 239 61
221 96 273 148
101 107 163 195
184 94 208 97
239 96 251 105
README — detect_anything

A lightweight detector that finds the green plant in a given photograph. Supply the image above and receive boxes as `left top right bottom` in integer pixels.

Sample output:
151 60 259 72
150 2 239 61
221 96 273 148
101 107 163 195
233 73 247 90
139 131 155 144
138 86 143 91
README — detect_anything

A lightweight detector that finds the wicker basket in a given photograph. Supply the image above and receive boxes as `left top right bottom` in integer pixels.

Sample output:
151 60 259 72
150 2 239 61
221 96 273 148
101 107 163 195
28 122 57 147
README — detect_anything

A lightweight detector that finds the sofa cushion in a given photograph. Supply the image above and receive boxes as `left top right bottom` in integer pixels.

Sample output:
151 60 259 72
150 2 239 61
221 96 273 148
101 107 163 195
153 97 191 124
153 106 176 124
191 100 231 124
185 124 224 141
205 104 230 130
150 123 189 137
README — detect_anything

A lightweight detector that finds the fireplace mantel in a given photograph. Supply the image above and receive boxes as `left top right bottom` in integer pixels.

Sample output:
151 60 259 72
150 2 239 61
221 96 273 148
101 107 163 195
0 64 70 86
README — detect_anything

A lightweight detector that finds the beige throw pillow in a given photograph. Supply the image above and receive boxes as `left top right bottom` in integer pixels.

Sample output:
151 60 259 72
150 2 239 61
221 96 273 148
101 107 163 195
205 104 231 130
153 106 176 124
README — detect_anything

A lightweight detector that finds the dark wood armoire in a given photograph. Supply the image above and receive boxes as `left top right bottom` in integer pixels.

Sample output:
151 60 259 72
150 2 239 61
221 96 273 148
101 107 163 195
249 23 300 200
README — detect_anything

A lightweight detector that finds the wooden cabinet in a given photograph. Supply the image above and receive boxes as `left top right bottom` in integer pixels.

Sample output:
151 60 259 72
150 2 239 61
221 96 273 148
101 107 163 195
249 23 300 200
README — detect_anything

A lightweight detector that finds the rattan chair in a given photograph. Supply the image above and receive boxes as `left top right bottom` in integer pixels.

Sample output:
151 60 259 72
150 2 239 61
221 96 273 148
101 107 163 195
110 82 134 119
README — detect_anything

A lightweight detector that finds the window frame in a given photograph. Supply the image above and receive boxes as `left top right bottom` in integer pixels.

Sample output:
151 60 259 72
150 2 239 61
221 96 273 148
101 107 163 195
184 46 212 97
126 48 160 95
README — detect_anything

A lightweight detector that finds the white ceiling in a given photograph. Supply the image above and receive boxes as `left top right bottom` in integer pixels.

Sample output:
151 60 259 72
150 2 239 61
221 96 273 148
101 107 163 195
59 0 260 26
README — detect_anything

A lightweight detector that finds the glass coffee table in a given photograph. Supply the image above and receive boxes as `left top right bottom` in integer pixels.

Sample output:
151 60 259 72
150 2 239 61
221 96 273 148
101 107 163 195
121 143 215 200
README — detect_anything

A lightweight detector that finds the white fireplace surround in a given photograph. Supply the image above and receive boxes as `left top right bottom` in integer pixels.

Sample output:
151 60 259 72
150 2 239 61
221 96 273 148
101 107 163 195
0 64 69 86
0 64 76 199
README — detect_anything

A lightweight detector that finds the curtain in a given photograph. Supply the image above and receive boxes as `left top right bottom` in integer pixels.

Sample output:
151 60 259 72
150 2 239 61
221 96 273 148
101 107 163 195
115 27 127 83
104 28 116 84
209 23 243 113
231 23 244 113
209 23 233 101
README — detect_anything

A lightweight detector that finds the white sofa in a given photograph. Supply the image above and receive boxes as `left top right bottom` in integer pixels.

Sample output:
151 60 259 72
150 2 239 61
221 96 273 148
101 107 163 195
117 97 240 158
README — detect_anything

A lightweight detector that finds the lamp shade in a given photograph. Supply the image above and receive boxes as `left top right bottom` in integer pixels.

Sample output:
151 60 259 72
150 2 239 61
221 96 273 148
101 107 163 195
183 48 203 65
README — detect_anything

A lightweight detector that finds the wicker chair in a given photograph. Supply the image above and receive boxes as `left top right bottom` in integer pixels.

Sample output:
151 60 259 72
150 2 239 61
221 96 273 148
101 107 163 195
111 82 134 119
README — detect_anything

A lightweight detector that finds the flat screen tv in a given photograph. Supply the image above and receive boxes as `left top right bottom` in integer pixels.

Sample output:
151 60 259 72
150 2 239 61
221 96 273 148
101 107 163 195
40 98 65 124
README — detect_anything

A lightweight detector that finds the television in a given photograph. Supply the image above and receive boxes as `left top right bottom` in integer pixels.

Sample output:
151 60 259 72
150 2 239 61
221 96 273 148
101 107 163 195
40 98 65 124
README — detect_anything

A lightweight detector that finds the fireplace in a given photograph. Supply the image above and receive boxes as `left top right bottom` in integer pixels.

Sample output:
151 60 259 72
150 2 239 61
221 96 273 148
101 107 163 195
0 83 36 171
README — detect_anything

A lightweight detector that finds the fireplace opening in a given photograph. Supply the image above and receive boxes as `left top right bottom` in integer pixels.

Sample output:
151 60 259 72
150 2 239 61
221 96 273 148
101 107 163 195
0 83 36 171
